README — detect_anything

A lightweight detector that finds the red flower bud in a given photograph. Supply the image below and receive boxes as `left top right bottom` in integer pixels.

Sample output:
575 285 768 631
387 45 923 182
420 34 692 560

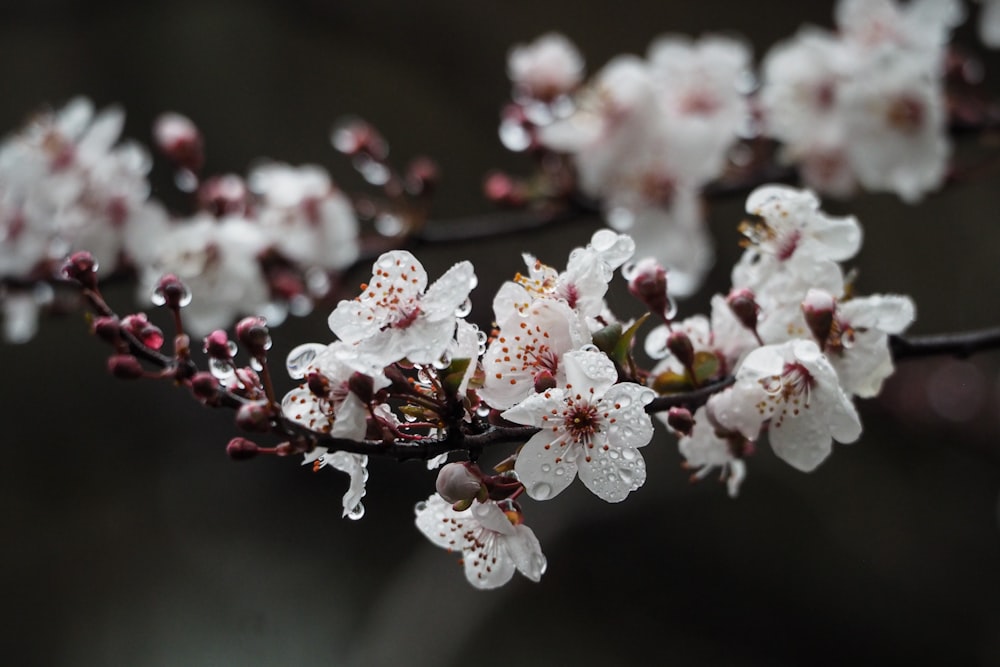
107 354 144 379
226 437 259 461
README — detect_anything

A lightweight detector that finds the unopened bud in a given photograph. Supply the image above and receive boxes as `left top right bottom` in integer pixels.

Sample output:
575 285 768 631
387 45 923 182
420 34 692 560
236 400 272 432
190 371 220 400
666 407 695 436
627 258 670 319
108 354 143 379
62 251 99 289
436 462 485 505
226 437 259 461
121 313 164 350
348 371 375 403
153 112 204 173
306 371 331 398
204 329 233 360
91 316 121 345
801 288 836 347
533 369 558 393
666 331 695 368
235 316 270 356
726 288 760 332
152 273 192 309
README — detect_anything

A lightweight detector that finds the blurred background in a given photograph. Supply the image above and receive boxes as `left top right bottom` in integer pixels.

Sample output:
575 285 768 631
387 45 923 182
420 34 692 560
3 1 1000 665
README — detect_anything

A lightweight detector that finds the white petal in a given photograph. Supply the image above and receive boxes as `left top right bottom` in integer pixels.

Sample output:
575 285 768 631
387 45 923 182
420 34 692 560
421 260 476 320
501 390 563 428
562 349 617 397
602 383 656 450
326 451 368 517
505 524 547 582
463 542 516 590
840 294 916 333
576 439 647 502
514 430 579 501
768 410 833 472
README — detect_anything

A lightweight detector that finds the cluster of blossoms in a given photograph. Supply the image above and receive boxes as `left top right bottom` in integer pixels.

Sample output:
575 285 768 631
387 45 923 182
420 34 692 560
497 0 989 299
121 183 904 589
0 98 370 340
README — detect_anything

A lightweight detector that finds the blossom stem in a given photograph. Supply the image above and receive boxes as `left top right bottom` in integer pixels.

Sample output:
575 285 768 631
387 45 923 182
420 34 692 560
889 326 1000 360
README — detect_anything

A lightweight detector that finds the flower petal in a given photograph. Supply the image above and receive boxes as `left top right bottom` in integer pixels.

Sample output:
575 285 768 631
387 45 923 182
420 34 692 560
576 440 647 502
562 349 617 397
514 430 579 501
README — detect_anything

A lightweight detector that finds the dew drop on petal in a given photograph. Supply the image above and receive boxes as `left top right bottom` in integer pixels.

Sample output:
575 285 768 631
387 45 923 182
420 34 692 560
499 118 531 152
286 343 325 379
347 503 365 520
554 466 566 476
455 298 473 318
532 553 548 576
540 463 552 473
414 501 428 515
249 357 264 372
621 448 637 461
531 482 553 500
209 357 236 381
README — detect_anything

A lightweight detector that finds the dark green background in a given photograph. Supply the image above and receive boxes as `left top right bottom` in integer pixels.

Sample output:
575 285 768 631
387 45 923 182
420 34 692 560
3 1 1000 665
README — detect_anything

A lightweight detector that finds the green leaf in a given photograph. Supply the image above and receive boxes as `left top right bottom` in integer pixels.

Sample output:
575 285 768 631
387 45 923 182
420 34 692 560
441 357 472 395
613 313 651 366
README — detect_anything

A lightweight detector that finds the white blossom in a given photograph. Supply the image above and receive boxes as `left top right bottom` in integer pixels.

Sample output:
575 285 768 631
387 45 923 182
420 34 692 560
415 494 546 589
503 349 655 503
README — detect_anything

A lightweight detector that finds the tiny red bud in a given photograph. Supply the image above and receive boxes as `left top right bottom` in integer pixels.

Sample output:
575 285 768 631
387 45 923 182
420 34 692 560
203 329 234 360
666 331 695 368
236 400 272 432
62 251 99 289
306 371 331 398
348 371 375 403
121 313 164 350
235 316 270 356
153 112 204 173
152 273 191 309
91 316 121 345
226 437 259 461
627 258 670 319
483 171 526 207
107 354 144 379
533 369 558 393
801 288 836 347
666 407 695 436
726 288 760 332
190 371 220 400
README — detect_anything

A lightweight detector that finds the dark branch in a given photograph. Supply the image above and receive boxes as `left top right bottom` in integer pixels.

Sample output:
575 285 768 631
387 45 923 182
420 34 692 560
889 327 1000 360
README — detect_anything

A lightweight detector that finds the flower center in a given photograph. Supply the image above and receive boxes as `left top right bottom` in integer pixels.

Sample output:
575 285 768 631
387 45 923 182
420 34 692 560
564 401 600 441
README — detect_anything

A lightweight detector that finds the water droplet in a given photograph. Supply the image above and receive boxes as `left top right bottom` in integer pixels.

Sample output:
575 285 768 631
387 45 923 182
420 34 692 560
354 155 390 186
530 482 553 500
532 553 548 576
580 343 599 353
455 298 472 318
499 118 531 152
305 267 331 297
413 501 427 515
619 468 634 484
554 466 566 476
209 357 235 381
540 463 552 473
174 168 198 192
347 503 366 520
432 353 452 370
621 449 637 461
249 357 263 371
289 294 313 317
607 207 634 231
375 213 404 237
286 343 325 379
150 291 166 306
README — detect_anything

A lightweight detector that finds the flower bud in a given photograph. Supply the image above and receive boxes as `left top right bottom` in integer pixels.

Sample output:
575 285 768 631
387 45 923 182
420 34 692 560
666 331 695 369
801 288 836 347
91 316 121 345
726 288 760 332
483 171 526 207
190 371 220 400
348 371 375 403
533 369 557 393
236 400 272 432
203 329 234 360
107 354 143 379
226 437 259 461
235 316 270 357
666 407 695 436
61 251 99 289
152 273 192 309
306 371 331 398
436 462 485 505
153 112 204 173
627 258 670 319
121 313 164 350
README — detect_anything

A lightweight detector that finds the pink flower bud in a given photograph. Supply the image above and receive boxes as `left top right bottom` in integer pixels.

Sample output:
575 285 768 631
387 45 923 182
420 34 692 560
91 316 121 345
152 273 192 309
226 437 259 461
61 251 99 289
436 462 485 505
533 369 558 393
627 258 670 319
121 313 164 350
190 371 220 400
153 112 204 173
236 400 272 432
801 288 836 347
726 288 760 332
203 330 234 360
666 331 695 368
666 407 695 436
235 316 270 356
107 354 144 380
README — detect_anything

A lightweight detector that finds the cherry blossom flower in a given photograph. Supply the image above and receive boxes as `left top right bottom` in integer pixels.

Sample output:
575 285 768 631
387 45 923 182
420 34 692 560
502 349 655 502
507 32 585 102
709 339 861 472
977 0 1000 47
675 406 748 498
415 494 546 589
802 288 917 398
327 250 476 367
